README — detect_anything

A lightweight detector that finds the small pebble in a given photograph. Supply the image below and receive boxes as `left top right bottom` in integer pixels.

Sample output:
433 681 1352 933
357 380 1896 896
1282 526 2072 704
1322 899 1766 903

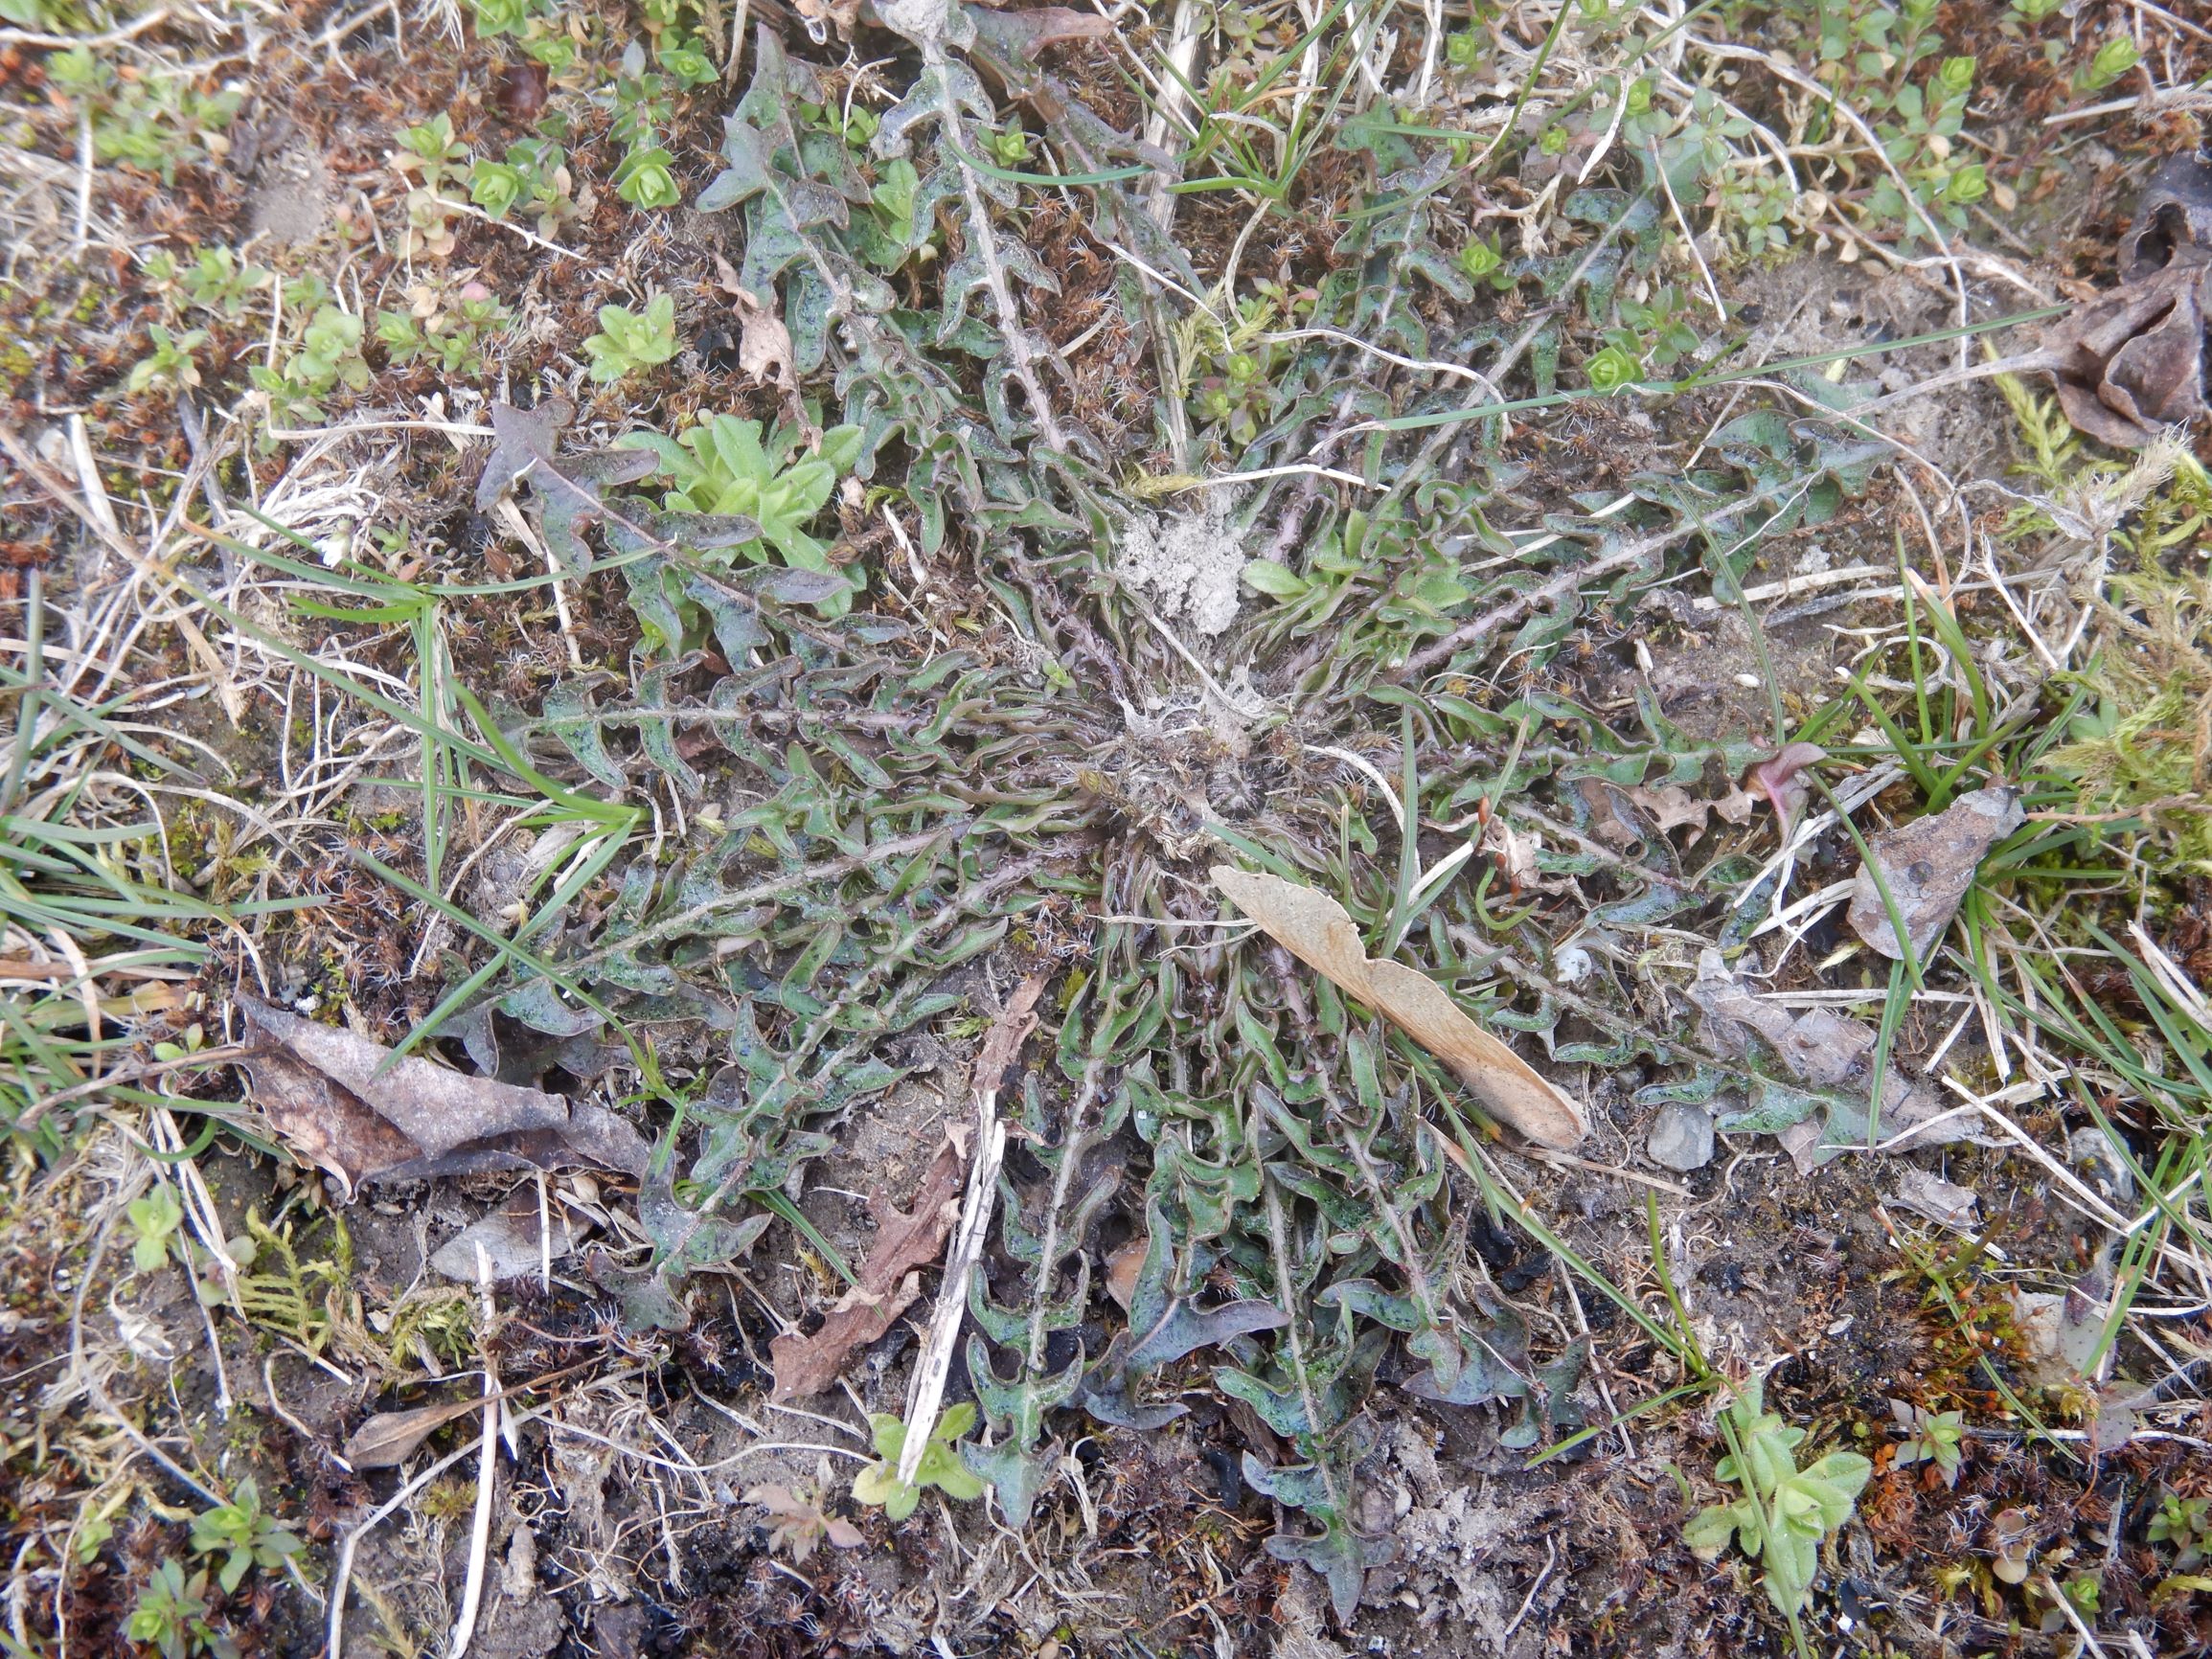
1647 1102 1716 1172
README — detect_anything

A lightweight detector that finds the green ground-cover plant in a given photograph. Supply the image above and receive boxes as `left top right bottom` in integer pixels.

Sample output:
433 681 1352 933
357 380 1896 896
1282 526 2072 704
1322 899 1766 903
189 1479 304 1595
377 284 514 378
44 46 240 184
127 1559 237 1659
618 415 864 617
1890 1401 1965 1487
248 305 370 429
583 294 678 381
1684 1372 1872 1625
126 1184 184 1273
27 7 2201 1651
126 324 206 396
852 1404 985 1521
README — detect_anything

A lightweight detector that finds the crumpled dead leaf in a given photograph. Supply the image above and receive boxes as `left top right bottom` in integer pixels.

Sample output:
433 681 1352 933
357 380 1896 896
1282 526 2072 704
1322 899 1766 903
791 0 861 43
1884 1167 1979 1230
1688 951 1963 1170
710 255 798 396
429 1184 586 1282
1846 784 2024 960
2121 150 2212 285
2041 254 2210 450
1626 781 1756 837
234 994 649 1200
767 1133 968 1400
1104 1235 1146 1312
1213 866 1586 1148
2012 1277 2109 1389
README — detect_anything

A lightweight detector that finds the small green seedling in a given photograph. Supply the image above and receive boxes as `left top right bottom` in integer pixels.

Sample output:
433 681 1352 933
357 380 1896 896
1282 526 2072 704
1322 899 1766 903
1683 1372 1870 1624
127 1185 185 1274
1583 343 1641 394
1889 1400 1966 1488
1456 233 1513 291
126 326 207 396
127 1559 237 1659
2073 35 2139 95
851 1403 985 1522
620 414 864 612
2150 1493 2211 1573
583 295 679 382
189 1477 304 1594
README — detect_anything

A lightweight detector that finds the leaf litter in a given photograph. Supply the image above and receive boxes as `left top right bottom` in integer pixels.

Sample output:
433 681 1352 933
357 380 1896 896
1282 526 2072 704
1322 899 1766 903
1846 784 2027 960
768 1131 965 1401
234 994 649 1197
1213 866 1588 1149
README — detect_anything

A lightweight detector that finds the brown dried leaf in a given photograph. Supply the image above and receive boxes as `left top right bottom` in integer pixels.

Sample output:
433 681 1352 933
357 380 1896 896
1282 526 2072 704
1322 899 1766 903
2120 151 2212 284
235 994 649 1199
1625 783 1706 836
2041 257 2210 449
1846 785 2025 960
792 0 861 41
1104 1236 1146 1313
343 1362 588 1468
343 1395 490 1469
767 1136 968 1400
973 969 1049 1096
1211 867 1586 1148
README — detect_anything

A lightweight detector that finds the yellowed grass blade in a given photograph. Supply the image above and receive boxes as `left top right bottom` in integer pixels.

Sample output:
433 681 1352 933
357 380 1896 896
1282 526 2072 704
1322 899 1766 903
1214 866 1587 1149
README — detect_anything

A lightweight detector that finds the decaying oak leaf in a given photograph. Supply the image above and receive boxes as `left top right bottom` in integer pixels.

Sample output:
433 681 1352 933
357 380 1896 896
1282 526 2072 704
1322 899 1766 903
2041 255 2210 449
767 1134 967 1400
235 994 650 1200
1626 782 1756 838
1212 867 1586 1149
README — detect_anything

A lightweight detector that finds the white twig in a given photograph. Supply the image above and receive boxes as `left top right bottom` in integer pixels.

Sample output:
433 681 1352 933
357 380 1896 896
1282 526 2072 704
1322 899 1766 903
898 976 1046 1486
1304 743 1406 836
1173 462 1376 490
899 1097 1008 1487
447 1247 499 1659
428 195 589 263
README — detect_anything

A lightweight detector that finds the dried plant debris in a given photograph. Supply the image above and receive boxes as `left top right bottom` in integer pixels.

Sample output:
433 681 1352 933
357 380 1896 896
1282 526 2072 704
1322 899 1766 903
428 1184 587 1282
1846 785 2025 960
2041 150 2212 448
2041 255 2210 449
234 994 649 1196
343 1363 588 1468
1883 1167 1980 1231
769 1133 967 1401
1213 866 1587 1148
2121 149 2212 284
1687 953 1959 1167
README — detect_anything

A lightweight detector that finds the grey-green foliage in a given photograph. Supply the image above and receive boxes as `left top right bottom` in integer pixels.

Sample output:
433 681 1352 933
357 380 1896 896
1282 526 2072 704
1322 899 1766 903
471 468 1116 1318
964 975 1289 1526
